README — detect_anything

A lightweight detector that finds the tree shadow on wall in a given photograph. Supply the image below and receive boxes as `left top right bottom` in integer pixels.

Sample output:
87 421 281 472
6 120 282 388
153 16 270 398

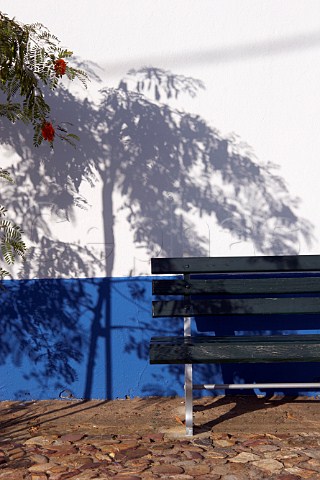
0 66 315 399
0 278 90 399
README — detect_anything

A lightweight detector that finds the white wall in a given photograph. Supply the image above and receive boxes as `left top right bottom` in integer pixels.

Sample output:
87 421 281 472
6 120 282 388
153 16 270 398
2 0 320 278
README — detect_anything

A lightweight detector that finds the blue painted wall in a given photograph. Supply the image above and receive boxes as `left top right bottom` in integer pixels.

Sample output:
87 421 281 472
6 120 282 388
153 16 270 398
1 276 320 401
0 276 183 401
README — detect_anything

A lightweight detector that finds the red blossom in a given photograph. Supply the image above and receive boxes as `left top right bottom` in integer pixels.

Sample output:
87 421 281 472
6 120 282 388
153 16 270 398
54 58 67 77
41 122 55 142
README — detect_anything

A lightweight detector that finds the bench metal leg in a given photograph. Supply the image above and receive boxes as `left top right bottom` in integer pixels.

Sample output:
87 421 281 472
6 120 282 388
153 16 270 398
185 363 193 436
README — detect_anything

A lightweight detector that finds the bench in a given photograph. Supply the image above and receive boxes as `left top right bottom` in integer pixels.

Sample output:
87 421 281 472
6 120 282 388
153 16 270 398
149 255 320 435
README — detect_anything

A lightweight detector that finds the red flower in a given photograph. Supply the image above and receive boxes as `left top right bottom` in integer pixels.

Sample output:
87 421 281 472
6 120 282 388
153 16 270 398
41 122 55 142
54 58 67 77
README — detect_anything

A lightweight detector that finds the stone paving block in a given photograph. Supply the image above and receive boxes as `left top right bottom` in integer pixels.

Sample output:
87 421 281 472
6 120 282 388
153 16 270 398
195 476 221 480
284 466 320 478
24 436 58 446
184 449 204 460
252 458 284 473
213 439 236 447
255 444 280 452
48 446 79 456
29 453 49 464
183 463 212 476
282 453 310 467
0 472 25 480
151 464 185 475
207 462 247 476
271 475 302 480
221 475 247 480
59 434 86 442
298 458 320 473
121 447 151 459
28 463 53 473
30 474 48 480
229 452 260 463
69 476 101 480
94 450 113 461
303 448 320 459
115 476 142 480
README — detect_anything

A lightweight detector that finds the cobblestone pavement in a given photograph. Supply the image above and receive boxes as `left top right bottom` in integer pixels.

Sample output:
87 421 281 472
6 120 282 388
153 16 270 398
2 431 320 479
1 397 320 479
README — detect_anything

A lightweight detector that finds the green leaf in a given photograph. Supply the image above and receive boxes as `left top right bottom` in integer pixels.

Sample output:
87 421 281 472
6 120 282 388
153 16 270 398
0 168 14 183
66 133 80 141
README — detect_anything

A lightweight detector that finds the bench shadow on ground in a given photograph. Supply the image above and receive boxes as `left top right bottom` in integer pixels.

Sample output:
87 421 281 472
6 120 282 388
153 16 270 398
193 394 320 435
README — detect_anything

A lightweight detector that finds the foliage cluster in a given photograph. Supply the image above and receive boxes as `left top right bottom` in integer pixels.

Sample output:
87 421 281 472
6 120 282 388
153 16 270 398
0 168 26 280
0 11 87 147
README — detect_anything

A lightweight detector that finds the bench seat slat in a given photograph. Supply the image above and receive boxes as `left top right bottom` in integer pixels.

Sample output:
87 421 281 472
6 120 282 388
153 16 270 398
150 334 320 364
153 297 320 317
153 277 320 295
151 255 320 274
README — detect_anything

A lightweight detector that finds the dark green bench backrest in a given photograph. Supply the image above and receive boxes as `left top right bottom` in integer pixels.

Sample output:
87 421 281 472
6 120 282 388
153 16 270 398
152 255 320 274
151 255 320 318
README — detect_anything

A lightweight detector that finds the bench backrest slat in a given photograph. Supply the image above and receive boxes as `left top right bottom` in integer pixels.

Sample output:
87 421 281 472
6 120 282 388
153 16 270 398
151 255 320 274
153 297 320 317
153 277 320 296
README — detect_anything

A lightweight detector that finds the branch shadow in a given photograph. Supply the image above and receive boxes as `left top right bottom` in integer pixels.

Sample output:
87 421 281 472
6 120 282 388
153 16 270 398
0 278 91 399
0 399 109 442
0 65 315 400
